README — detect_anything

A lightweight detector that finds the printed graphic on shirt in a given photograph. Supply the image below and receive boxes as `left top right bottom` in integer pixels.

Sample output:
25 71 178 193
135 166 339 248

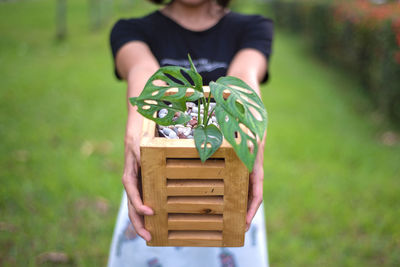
161 58 227 73
251 225 258 247
147 257 162 267
219 248 237 267
116 220 138 256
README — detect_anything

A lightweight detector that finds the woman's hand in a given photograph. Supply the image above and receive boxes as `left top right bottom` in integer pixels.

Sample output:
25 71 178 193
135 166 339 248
246 158 264 231
115 41 161 242
122 137 154 242
227 48 268 231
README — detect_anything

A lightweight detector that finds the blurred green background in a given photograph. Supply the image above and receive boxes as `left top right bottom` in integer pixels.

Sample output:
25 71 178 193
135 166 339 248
0 0 399 266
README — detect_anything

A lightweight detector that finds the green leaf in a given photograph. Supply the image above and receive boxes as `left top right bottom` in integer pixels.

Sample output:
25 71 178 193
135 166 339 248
210 76 268 171
194 124 223 162
214 108 257 171
129 64 204 126
130 97 190 126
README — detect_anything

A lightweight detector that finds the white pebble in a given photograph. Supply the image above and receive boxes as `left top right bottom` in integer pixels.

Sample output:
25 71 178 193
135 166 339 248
183 127 191 136
159 109 168 118
163 128 172 135
158 102 223 139
169 131 177 138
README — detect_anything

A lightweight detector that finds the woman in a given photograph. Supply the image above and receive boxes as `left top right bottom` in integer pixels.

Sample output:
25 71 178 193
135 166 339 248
108 0 273 266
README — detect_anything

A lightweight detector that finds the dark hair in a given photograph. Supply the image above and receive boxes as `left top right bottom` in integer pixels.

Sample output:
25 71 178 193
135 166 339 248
148 0 231 8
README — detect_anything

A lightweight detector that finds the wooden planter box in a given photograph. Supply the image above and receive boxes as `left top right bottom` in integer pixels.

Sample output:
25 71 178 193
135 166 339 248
140 118 249 247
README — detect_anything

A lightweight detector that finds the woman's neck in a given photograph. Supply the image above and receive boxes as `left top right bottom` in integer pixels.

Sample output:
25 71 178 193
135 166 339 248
161 0 228 31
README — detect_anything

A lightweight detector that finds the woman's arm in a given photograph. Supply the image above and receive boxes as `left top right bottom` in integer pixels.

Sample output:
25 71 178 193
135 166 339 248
116 41 160 241
227 48 268 231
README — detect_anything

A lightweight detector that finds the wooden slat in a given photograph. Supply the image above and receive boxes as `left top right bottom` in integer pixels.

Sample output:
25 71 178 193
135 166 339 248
142 132 232 149
166 159 225 179
165 146 227 158
168 230 222 241
168 230 223 246
222 149 249 247
168 214 223 230
167 196 223 214
140 118 155 140
167 179 224 196
167 159 225 168
167 239 222 247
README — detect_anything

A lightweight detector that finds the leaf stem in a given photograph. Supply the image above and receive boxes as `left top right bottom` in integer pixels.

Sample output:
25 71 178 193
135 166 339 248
197 99 202 125
205 106 216 126
204 93 211 126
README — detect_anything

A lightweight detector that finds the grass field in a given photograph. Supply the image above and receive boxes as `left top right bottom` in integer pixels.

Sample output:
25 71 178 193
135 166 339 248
0 0 399 266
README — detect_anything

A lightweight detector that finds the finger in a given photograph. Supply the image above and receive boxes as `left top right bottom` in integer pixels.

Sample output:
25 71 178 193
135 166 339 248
128 200 152 242
246 179 263 231
123 149 154 216
123 174 154 216
246 194 262 231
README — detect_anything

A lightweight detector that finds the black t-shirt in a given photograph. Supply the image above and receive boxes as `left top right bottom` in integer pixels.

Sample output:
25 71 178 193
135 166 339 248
110 10 274 84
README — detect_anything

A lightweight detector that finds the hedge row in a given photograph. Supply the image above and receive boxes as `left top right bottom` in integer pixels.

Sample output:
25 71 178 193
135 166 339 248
268 0 400 123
